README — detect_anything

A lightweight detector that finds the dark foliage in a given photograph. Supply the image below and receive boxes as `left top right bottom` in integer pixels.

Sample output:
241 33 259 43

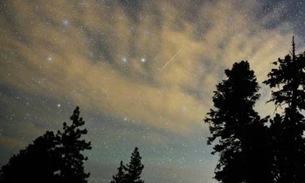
125 147 144 183
0 131 61 183
264 39 305 113
264 38 305 183
111 161 127 183
205 61 273 183
110 147 144 183
0 106 91 183
205 37 305 183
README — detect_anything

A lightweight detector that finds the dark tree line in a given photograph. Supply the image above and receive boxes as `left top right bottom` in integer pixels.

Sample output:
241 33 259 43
0 106 145 183
205 37 305 183
0 107 92 183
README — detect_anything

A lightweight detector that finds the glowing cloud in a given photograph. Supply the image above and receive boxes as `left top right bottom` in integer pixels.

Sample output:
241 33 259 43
0 0 298 135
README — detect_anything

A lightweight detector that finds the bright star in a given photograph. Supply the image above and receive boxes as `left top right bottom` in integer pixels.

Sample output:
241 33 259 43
47 56 52 61
122 57 127 62
141 58 145 62
62 19 69 26
57 104 61 108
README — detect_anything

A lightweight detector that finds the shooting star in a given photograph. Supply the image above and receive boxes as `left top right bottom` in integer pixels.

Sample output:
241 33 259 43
161 50 181 70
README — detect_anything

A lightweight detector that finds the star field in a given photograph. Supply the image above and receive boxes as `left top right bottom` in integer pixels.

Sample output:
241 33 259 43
1 0 305 183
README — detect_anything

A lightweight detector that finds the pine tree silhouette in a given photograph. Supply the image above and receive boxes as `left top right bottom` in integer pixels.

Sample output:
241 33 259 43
0 106 91 183
264 37 305 183
0 131 60 183
125 147 144 183
110 147 144 183
56 106 92 183
110 161 127 183
205 61 272 183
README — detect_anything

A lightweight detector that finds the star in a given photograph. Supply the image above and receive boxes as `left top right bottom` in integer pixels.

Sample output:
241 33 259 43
141 58 145 62
57 104 61 108
47 56 53 62
62 19 69 26
122 57 127 62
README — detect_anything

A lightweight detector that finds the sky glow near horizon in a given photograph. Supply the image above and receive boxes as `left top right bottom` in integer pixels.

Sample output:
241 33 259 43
1 0 305 182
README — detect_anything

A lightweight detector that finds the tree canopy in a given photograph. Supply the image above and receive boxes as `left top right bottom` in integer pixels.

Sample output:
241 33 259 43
263 38 305 183
205 37 305 183
0 106 91 183
110 147 144 183
205 61 272 183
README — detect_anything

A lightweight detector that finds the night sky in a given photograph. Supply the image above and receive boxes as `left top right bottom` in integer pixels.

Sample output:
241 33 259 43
1 0 305 183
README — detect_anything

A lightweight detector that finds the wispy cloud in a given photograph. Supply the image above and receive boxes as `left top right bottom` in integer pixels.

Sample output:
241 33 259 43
0 0 298 137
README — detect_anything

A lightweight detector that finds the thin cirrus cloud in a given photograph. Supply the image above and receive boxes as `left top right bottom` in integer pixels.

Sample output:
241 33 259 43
0 0 298 137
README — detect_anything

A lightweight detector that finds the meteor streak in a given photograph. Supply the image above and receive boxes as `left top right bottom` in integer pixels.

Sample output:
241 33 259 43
161 50 181 70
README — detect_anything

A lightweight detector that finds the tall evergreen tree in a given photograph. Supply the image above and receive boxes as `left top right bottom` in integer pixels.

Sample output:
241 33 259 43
110 161 127 183
205 61 272 183
125 147 144 183
0 106 91 183
264 37 305 183
110 147 144 183
56 106 92 183
0 131 60 183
